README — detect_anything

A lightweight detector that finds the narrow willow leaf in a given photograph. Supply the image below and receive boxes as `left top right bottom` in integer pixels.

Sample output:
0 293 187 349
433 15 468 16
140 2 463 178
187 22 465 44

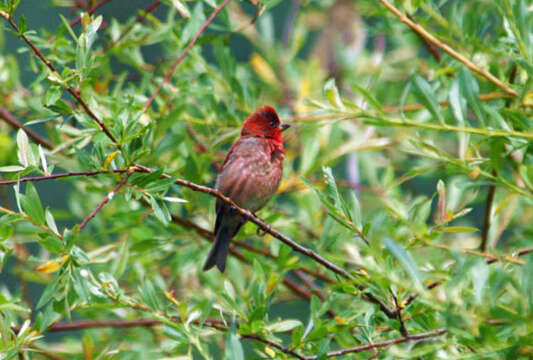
323 78 345 110
412 76 445 124
224 332 244 360
384 238 424 290
21 182 46 225
16 129 30 167
0 165 25 172
441 226 478 233
265 319 302 333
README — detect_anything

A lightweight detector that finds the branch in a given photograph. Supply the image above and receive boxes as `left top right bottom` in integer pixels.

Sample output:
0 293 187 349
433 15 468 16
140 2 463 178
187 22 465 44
143 0 232 111
48 318 160 331
378 0 518 97
104 0 161 51
169 212 318 301
0 106 54 149
303 328 446 359
0 169 128 185
69 0 113 27
134 164 395 318
0 12 119 146
79 170 133 230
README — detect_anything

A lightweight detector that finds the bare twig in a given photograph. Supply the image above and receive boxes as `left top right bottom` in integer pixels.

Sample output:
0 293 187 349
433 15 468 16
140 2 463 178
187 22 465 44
0 12 119 145
104 0 161 50
133 164 395 318
0 106 54 149
69 0 113 27
143 0 232 111
48 318 160 331
378 0 518 97
303 328 446 359
79 170 133 230
0 169 128 185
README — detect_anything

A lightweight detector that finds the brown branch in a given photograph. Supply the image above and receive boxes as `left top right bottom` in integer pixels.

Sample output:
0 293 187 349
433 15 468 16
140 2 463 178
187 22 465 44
0 12 119 146
48 318 160 331
143 0 232 111
406 14 441 62
133 164 395 318
0 169 128 185
104 0 161 51
69 0 113 27
79 170 132 230
303 328 446 359
404 246 533 308
0 106 54 149
378 0 518 97
169 212 315 301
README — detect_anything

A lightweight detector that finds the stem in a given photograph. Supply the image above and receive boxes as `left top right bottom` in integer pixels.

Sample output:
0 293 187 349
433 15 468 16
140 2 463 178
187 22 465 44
143 0 232 111
303 328 446 358
0 107 54 149
79 170 132 230
378 0 518 97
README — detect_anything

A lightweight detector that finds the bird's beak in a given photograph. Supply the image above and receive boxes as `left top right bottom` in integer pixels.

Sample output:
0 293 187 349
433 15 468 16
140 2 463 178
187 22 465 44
280 123 291 132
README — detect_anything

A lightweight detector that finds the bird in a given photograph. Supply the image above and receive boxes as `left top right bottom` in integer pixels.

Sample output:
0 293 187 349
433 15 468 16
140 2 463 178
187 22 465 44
203 106 290 272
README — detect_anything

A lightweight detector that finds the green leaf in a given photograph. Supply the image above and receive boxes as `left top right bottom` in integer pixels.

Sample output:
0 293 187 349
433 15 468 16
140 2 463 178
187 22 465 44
224 332 244 360
20 182 45 225
17 14 26 33
384 238 424 290
149 196 169 226
323 78 344 110
441 226 478 233
45 85 62 107
0 165 25 172
459 68 486 126
411 76 445 124
265 319 302 333
16 129 31 167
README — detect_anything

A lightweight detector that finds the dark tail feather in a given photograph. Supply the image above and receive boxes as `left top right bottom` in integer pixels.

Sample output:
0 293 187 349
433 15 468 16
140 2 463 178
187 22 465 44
203 227 233 272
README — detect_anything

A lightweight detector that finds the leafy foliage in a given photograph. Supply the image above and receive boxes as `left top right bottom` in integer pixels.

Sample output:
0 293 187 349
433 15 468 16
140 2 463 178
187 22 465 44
0 0 532 358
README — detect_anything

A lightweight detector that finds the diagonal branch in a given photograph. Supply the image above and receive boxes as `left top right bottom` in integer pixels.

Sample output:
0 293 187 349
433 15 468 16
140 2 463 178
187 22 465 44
134 164 395 318
303 328 446 359
378 0 518 97
0 11 119 146
0 106 54 149
69 0 113 27
79 170 133 230
143 0 232 111
0 169 129 185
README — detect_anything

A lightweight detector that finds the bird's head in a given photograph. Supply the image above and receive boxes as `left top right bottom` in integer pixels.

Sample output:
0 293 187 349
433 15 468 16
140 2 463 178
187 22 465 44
241 106 290 144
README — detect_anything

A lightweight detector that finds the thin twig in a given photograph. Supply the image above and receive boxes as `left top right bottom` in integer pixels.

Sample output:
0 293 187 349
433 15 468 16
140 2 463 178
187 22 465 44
0 169 128 185
79 170 132 230
303 328 446 359
48 319 160 331
104 0 161 51
378 0 518 97
143 0 232 111
0 106 54 149
0 12 119 146
69 0 113 27
406 13 441 62
134 164 395 318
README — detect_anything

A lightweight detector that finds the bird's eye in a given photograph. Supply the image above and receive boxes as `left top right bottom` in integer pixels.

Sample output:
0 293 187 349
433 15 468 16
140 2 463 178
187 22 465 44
269 120 277 127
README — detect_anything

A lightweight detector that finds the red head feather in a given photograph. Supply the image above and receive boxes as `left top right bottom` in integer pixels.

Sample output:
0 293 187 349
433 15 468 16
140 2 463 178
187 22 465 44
241 106 290 145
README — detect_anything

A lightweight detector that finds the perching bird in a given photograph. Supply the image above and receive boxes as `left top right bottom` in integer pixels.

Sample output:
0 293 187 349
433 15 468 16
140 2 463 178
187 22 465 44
203 106 290 272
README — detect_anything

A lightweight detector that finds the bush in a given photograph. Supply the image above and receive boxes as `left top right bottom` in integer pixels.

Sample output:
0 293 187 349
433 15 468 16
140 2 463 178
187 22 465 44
0 0 532 358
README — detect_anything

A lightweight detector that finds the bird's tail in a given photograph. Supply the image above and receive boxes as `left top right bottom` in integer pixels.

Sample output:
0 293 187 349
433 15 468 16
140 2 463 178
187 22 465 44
203 222 242 272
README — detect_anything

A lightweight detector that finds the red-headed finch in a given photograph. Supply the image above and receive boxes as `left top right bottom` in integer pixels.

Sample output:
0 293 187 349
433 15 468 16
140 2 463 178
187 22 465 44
203 106 290 272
